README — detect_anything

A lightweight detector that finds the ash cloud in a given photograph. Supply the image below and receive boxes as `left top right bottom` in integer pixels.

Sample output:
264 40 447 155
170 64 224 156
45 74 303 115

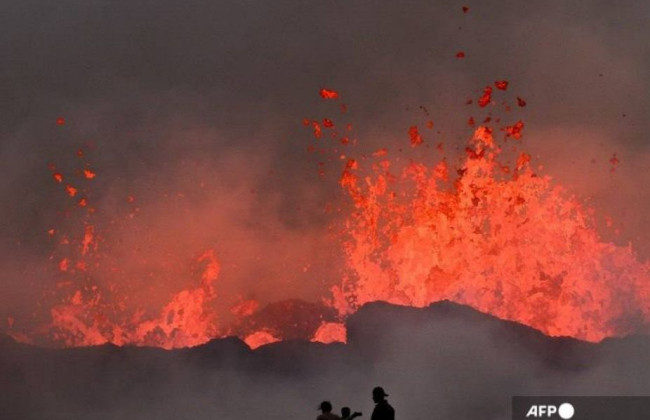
0 1 649 334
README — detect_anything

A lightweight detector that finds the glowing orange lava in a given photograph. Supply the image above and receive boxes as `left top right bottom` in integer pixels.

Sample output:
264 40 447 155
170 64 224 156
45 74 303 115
408 126 424 147
65 185 78 197
8 86 649 350
478 86 493 108
495 80 509 91
49 249 222 349
320 88 339 100
330 121 649 342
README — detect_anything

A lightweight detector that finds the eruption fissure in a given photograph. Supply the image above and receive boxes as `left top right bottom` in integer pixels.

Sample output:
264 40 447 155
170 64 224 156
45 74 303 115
6 86 649 349
327 94 649 342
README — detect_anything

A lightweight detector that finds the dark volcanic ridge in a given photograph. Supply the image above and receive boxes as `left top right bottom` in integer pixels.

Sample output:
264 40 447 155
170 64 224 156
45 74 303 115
2 301 650 420
2 300 647 367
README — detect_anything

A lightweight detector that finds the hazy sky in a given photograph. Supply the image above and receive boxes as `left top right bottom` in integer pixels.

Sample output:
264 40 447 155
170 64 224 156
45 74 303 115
1 1 648 330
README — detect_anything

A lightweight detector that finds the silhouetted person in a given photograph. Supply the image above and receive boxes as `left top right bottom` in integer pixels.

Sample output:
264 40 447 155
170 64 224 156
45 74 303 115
371 387 394 420
318 401 342 420
341 406 362 420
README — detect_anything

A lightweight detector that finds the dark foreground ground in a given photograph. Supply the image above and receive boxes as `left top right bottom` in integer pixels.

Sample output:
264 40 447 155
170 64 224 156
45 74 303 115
1 301 649 420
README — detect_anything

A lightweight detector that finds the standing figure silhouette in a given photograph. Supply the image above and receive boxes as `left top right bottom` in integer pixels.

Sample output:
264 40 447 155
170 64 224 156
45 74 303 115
370 387 395 420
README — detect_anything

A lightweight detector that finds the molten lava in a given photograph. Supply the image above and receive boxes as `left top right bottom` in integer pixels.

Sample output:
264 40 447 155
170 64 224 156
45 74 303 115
319 88 339 100
6 85 649 350
330 119 649 342
49 249 222 349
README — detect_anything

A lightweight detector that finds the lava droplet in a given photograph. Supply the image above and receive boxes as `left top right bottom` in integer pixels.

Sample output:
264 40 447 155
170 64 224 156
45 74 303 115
478 86 493 108
319 88 339 99
408 126 424 147
494 80 509 90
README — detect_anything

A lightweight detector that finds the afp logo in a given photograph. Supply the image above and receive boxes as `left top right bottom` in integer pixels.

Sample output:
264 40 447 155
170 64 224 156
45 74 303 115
515 396 650 420
525 403 575 419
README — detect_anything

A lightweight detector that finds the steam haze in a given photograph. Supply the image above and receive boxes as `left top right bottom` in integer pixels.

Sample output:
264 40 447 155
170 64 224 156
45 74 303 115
3 302 650 419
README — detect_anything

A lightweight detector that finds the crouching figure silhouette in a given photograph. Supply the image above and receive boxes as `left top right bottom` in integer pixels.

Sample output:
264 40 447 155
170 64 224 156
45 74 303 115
317 401 342 420
341 406 362 420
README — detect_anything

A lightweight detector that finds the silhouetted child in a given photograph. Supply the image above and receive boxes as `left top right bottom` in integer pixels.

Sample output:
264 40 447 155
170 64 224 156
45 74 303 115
341 406 362 420
318 401 342 420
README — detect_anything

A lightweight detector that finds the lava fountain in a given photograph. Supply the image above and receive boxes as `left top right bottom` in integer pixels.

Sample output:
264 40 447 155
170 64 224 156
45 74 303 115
7 84 649 349
325 88 649 342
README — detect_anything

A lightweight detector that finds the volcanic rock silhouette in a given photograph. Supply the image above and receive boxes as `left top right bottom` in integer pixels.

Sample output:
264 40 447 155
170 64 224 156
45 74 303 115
1 301 649 420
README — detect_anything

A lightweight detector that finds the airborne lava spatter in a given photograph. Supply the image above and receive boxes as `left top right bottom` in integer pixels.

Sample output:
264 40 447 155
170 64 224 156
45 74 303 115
327 98 649 342
8 85 650 349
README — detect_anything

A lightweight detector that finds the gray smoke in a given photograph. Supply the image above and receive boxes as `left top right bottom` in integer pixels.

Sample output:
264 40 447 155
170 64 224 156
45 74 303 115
2 302 650 420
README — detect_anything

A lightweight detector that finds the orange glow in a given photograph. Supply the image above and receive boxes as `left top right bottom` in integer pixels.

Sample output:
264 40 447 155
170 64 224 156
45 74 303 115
65 185 78 197
373 148 388 157
340 159 359 190
312 121 322 138
332 123 650 342
48 248 223 349
83 169 96 179
312 321 347 344
52 173 63 183
516 152 531 170
81 224 96 256
503 120 525 140
231 299 260 317
478 86 493 107
495 80 509 90
408 126 423 147
19 85 650 350
319 88 339 99
244 331 280 349
59 258 69 272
